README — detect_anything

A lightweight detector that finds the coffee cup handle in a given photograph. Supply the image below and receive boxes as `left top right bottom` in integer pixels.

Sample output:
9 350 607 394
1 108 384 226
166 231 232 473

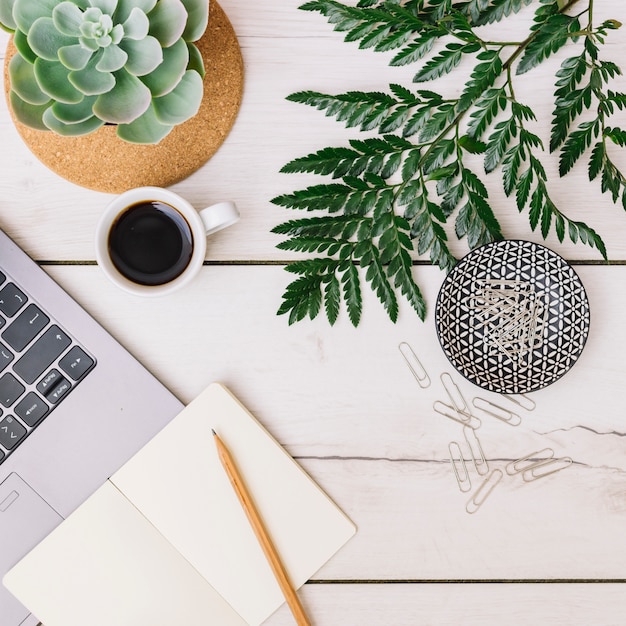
199 201 240 236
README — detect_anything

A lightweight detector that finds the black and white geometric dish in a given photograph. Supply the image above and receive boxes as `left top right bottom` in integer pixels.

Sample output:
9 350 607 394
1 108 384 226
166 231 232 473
435 240 590 394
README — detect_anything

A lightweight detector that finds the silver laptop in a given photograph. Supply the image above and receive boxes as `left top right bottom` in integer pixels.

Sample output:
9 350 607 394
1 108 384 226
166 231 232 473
0 228 184 625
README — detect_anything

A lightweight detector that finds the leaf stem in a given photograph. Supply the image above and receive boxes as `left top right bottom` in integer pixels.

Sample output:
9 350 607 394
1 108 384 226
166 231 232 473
502 0 586 72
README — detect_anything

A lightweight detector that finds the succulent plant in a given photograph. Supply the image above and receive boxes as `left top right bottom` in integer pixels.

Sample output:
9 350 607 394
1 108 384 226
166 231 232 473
1 0 209 143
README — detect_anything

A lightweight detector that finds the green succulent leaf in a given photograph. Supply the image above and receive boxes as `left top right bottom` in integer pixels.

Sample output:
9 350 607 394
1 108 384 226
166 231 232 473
186 42 205 78
34 58 84 103
140 36 188 96
58 44 94 70
93 67 151 122
152 69 202 125
28 16 77 61
13 0 57 33
89 0 118 15
69 52 116 95
51 95 97 123
113 0 156 23
118 34 163 75
0 0 17 31
14 28 37 63
179 0 207 41
121 6 149 39
96 43 128 72
52 2 84 36
9 91 50 130
42 107 103 135
8 53 50 105
116 103 173 143
147 0 186 47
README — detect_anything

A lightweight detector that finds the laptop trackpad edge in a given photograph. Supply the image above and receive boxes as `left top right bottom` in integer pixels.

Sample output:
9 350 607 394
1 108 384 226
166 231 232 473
0 473 63 624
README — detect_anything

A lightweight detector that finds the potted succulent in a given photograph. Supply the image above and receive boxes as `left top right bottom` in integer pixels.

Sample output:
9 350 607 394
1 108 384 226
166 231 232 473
0 0 209 144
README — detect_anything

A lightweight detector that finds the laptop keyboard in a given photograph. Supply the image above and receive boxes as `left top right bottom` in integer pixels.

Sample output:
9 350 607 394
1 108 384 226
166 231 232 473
0 270 95 464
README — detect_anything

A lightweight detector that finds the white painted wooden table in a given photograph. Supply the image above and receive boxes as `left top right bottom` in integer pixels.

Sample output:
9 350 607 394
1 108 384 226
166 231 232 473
2 1 626 624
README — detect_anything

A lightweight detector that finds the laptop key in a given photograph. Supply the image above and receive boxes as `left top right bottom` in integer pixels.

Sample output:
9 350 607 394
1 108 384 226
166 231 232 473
0 416 27 450
36 369 64 396
59 346 95 381
14 392 49 427
13 326 71 384
0 343 14 373
0 283 27 317
2 304 49 352
46 377 71 405
0 373 25 408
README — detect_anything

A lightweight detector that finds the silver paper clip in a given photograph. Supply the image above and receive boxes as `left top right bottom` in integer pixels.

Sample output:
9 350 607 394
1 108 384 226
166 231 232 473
506 448 554 476
522 457 572 482
502 393 536 411
464 425 489 475
449 442 471 493
466 469 503 514
433 401 481 429
398 342 431 388
472 397 522 427
440 372 472 416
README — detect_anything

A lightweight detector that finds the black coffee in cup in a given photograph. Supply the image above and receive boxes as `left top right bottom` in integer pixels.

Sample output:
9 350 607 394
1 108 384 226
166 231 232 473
108 201 194 286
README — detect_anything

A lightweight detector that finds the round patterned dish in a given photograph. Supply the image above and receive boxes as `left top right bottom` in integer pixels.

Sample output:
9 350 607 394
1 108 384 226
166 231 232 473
435 240 590 394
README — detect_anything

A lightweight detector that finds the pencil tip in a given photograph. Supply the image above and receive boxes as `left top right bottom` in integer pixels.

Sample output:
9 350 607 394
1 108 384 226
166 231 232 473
211 428 217 436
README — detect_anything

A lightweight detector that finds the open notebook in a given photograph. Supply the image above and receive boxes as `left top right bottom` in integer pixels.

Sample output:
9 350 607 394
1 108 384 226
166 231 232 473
3 383 356 626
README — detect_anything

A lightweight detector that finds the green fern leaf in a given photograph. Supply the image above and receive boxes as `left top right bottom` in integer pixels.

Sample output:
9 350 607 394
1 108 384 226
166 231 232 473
517 14 578 75
390 30 445 66
468 0 533 26
484 116 518 173
413 42 480 83
457 50 503 113
323 273 341 325
559 119 599 176
467 87 507 140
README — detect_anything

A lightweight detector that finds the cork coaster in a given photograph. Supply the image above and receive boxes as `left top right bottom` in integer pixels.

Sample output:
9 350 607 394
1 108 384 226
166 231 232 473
3 1 243 193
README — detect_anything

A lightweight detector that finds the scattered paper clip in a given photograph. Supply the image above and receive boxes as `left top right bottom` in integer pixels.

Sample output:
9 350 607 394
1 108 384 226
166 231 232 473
398 342 431 388
505 448 554 476
472 397 522 427
440 372 472 416
502 393 536 411
449 442 471 493
466 469 503 514
433 401 481 429
522 457 573 482
464 426 489 475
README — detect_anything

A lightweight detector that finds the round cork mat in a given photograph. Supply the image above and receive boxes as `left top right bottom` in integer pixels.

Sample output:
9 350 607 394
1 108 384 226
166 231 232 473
3 1 243 193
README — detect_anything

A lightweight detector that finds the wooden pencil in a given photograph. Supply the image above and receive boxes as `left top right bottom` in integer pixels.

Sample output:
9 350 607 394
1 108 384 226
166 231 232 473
212 429 312 626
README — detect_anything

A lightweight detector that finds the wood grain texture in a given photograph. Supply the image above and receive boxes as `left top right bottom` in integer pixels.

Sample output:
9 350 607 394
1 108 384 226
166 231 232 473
1 1 626 624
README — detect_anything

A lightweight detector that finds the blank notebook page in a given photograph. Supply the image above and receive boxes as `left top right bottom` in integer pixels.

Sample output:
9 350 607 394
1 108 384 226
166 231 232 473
4 383 356 626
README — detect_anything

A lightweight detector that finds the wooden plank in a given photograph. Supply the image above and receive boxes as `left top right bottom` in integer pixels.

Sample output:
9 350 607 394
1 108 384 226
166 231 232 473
264 583 626 626
42 263 626 459
0 3 625 261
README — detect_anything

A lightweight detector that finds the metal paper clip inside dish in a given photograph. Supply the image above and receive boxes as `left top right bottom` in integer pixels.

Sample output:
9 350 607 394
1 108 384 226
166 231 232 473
472 397 522 426
466 469 503 514
505 448 555 476
522 457 572 482
398 342 431 388
433 401 481 430
464 426 489 475
449 442 471 493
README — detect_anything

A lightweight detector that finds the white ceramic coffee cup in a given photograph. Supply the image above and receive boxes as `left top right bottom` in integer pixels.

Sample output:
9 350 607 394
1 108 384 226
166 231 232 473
95 186 239 296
